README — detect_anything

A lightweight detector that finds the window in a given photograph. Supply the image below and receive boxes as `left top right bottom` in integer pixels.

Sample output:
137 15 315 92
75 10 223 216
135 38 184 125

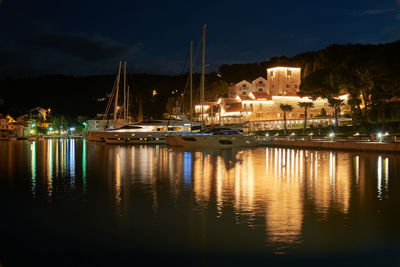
272 85 274 89
258 81 263 85
242 91 247 95
294 85 298 89
287 69 292 76
286 84 290 88
270 71 274 77
259 103 262 109
276 113 281 118
256 113 263 118
242 84 247 88
258 88 263 92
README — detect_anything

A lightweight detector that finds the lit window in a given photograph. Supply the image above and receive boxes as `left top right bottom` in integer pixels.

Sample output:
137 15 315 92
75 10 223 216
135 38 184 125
277 113 281 118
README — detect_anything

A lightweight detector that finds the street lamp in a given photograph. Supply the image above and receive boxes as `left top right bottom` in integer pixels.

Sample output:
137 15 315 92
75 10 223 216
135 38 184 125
377 132 382 142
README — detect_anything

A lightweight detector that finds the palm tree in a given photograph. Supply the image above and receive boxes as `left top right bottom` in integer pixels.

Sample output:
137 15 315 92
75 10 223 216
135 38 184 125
298 102 314 133
347 97 362 127
328 98 344 127
279 104 293 135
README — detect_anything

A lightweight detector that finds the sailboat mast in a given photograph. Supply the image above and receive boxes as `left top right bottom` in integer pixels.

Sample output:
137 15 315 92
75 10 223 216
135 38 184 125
190 40 193 120
201 24 206 130
127 85 130 123
113 61 122 126
123 61 127 123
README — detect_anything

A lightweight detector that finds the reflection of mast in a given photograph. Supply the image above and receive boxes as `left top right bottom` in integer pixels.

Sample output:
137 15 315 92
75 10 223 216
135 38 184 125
200 24 206 130
113 61 122 125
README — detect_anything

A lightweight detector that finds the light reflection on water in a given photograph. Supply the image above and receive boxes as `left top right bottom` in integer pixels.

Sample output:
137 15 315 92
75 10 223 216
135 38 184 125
0 140 398 257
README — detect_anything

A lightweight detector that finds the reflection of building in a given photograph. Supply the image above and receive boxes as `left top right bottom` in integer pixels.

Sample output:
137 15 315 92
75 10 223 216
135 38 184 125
196 66 350 130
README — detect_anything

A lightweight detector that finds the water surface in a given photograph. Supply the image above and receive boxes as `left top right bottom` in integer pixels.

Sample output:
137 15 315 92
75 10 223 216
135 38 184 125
1 140 400 266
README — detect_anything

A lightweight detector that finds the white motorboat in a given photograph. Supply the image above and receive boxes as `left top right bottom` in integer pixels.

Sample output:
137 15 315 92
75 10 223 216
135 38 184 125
165 127 259 148
95 118 200 145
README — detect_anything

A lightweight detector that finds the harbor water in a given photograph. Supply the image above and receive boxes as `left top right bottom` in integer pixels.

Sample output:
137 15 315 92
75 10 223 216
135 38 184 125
1 139 400 266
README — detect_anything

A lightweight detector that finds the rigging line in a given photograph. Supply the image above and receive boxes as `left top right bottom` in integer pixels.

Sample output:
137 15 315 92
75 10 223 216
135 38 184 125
167 35 203 128
103 73 119 127
104 78 117 118
176 34 203 110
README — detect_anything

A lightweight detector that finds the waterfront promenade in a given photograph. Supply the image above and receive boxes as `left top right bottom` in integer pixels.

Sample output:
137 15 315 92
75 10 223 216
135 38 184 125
268 136 400 153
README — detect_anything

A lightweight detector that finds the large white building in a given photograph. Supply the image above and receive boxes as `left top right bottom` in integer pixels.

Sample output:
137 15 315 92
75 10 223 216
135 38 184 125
267 67 301 96
198 66 351 130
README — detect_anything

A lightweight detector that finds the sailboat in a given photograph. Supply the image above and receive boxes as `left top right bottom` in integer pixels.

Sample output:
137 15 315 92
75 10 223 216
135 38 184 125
87 61 199 144
165 25 260 148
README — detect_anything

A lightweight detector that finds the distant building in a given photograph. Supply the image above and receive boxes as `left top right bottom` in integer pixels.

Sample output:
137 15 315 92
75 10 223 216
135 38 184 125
228 80 254 97
251 77 268 94
267 67 301 96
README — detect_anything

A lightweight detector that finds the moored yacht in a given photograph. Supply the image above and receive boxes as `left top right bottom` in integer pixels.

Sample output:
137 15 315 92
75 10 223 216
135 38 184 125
93 118 200 144
165 127 259 148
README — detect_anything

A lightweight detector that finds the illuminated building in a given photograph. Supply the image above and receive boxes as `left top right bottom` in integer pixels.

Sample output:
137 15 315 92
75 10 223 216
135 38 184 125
197 66 351 129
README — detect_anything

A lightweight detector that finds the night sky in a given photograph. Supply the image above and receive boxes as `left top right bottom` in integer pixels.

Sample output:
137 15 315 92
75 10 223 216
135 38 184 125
1 0 400 77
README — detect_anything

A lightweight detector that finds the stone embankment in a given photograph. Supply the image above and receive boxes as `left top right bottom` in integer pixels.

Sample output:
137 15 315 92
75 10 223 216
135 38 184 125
268 137 400 153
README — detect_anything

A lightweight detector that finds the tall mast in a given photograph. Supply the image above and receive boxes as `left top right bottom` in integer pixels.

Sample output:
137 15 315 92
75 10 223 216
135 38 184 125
113 61 122 126
189 40 193 120
127 85 130 123
201 24 206 130
123 61 127 123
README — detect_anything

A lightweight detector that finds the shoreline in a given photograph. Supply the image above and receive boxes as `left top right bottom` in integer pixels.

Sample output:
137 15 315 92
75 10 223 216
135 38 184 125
267 138 400 153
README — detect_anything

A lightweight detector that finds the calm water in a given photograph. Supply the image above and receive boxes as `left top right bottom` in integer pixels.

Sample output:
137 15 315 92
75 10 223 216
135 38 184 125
1 140 400 266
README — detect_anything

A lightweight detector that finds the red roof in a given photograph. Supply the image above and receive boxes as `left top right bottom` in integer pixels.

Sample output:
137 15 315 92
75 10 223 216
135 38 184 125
251 92 272 100
225 102 242 113
238 95 252 101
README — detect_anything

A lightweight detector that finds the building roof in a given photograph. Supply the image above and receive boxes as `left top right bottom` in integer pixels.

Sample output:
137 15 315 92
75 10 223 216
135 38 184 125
249 92 272 100
225 102 242 113
221 98 240 104
203 101 218 106
236 95 252 101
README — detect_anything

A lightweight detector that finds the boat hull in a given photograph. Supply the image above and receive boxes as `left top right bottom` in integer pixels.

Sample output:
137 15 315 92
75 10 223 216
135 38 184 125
165 134 259 148
89 131 194 145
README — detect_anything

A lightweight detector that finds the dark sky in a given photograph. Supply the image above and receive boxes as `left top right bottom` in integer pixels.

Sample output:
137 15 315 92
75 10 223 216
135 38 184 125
1 0 400 77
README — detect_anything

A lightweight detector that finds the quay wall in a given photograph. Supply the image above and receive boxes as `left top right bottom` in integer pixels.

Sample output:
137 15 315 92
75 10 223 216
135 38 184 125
268 139 400 153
